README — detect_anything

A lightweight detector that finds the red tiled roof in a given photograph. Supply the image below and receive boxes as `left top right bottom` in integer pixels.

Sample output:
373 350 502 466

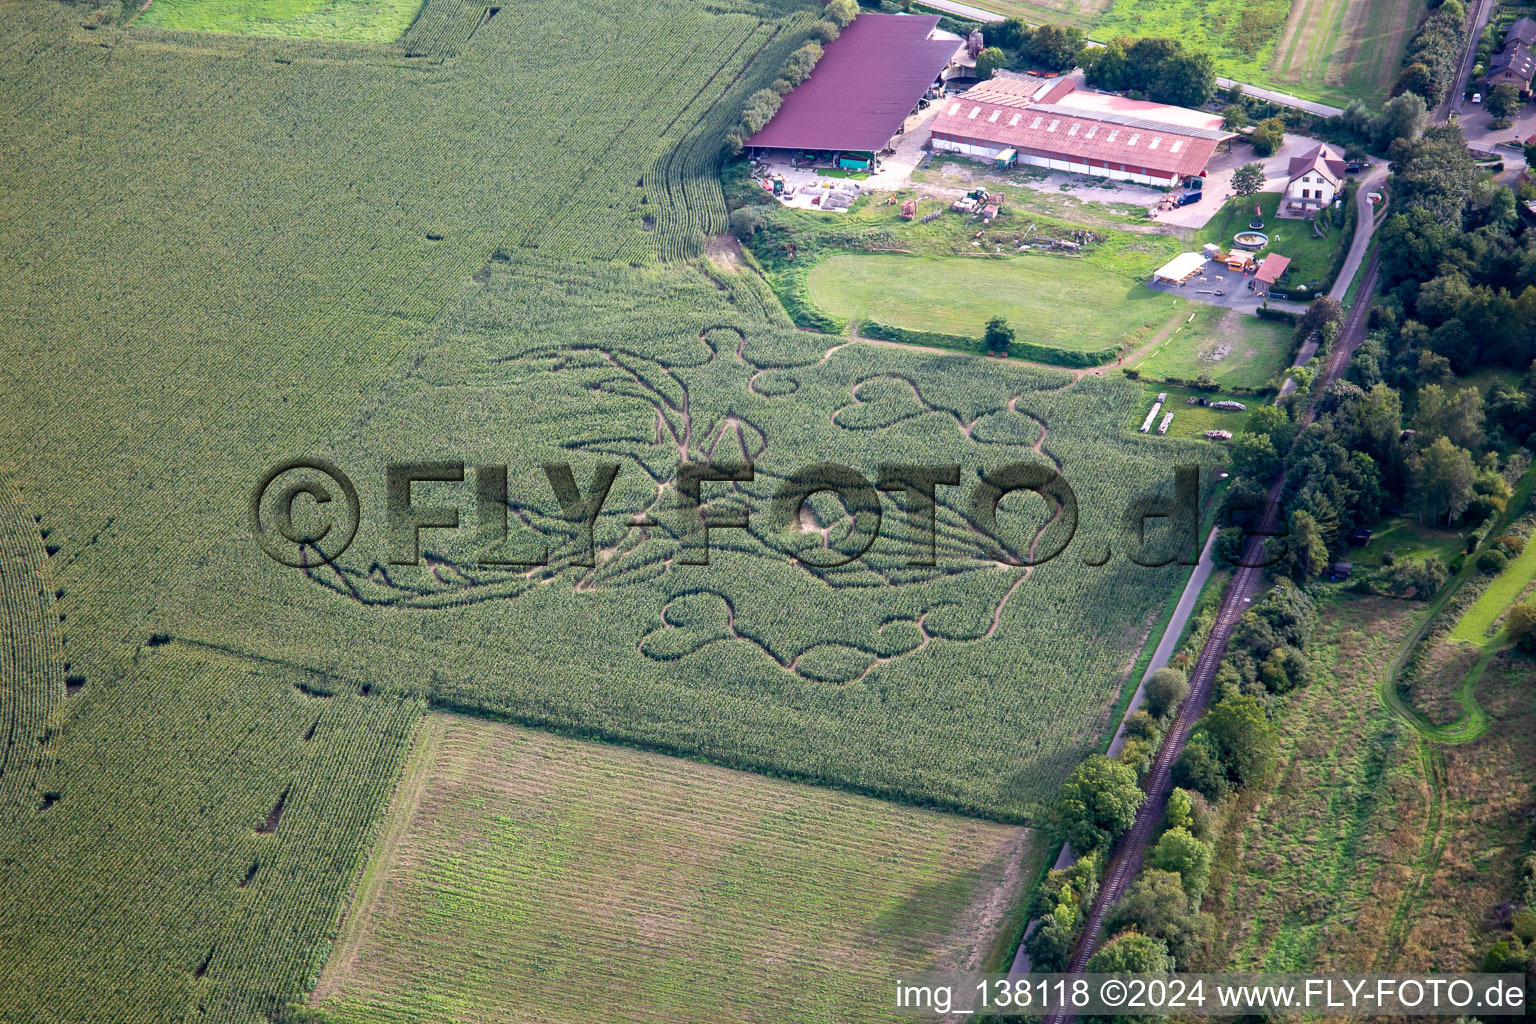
747 14 957 153
1255 255 1291 284
1287 143 1348 184
928 90 1224 179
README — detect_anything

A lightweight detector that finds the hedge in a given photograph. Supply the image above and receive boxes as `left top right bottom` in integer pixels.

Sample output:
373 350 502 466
860 319 1118 368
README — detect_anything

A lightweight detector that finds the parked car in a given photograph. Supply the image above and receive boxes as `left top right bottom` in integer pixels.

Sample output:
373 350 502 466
1472 92 1482 103
1345 161 1364 173
1175 190 1203 207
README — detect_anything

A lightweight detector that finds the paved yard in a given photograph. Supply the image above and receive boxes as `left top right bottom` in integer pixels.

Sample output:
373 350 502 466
1152 133 1348 229
1455 101 1536 184
1147 263 1308 315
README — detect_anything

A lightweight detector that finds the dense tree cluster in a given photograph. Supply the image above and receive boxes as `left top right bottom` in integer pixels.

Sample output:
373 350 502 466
1080 36 1216 108
1024 853 1101 970
1394 0 1468 107
1052 755 1142 854
987 20 1085 73
1374 125 1536 376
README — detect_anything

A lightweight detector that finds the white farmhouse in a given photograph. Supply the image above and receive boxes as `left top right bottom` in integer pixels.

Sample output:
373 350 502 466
1281 143 1347 219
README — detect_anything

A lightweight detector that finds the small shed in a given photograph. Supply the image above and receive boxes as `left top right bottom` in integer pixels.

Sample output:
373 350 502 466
1152 252 1208 285
1348 527 1372 547
1330 561 1353 581
1253 253 1291 296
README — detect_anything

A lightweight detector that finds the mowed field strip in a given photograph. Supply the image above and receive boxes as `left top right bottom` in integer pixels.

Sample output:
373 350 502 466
312 715 1035 1024
1265 0 1425 105
806 252 1182 352
138 0 423 40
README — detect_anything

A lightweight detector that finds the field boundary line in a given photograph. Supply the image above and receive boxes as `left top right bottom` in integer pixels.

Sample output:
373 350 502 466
312 713 446 1004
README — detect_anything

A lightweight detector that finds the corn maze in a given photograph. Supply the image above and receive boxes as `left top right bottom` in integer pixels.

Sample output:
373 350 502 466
1 0 1221 1017
176 251 1218 823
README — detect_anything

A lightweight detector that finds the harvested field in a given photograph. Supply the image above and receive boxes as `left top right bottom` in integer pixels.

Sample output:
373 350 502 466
311 714 1037 1024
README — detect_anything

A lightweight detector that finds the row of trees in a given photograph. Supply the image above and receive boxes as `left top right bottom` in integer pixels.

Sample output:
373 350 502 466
1394 0 1468 108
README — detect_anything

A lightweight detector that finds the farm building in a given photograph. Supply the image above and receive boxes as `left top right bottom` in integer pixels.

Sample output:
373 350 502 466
928 72 1235 187
1282 143 1346 218
1253 254 1291 297
746 14 960 167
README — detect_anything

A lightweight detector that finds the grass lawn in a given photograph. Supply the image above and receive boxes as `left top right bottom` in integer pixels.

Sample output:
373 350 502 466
1196 192 1344 296
1125 382 1254 440
137 0 422 40
1451 537 1536 645
1349 516 1470 570
1127 303 1292 390
807 252 1184 352
312 714 1037 1024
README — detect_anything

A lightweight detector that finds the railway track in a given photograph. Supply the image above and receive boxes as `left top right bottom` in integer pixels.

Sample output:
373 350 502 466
1044 257 1380 1011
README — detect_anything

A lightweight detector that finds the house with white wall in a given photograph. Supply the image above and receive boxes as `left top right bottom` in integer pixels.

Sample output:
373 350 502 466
1281 143 1346 219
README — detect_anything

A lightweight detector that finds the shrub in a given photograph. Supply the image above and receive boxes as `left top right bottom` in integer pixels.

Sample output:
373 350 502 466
1477 549 1508 574
729 206 766 239
1144 667 1189 719
1054 754 1144 853
1506 603 1536 652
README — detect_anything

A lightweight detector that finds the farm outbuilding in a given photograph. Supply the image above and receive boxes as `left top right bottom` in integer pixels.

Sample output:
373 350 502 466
1152 252 1208 285
746 14 959 163
928 72 1234 188
1253 254 1291 297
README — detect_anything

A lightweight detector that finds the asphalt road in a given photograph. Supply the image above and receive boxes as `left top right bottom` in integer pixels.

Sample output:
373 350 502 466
1214 77 1345 118
1446 0 1500 120
920 0 1003 22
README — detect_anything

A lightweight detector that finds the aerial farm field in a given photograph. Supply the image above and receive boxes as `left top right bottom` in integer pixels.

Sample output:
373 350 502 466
1204 596 1536 971
928 0 1424 106
0 0 1225 1018
310 715 1036 1024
